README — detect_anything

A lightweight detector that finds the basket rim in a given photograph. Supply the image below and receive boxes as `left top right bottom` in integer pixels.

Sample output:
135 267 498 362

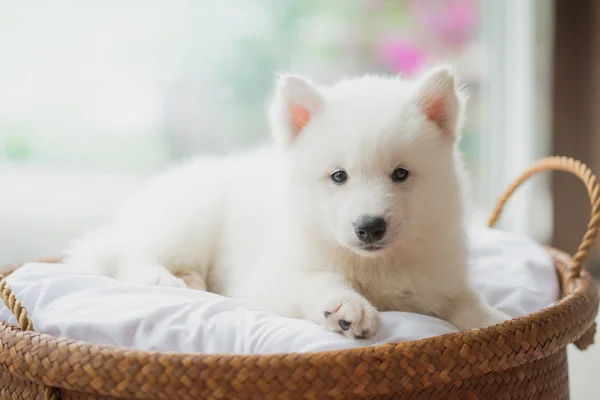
0 247 597 399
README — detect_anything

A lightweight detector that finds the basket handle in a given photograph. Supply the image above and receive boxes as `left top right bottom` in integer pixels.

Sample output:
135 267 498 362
488 156 600 282
0 275 60 399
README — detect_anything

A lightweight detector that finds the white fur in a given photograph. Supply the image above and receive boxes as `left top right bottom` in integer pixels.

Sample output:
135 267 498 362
64 66 509 339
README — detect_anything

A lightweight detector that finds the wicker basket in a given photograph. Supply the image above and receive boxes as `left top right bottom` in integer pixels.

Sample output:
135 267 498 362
0 156 598 400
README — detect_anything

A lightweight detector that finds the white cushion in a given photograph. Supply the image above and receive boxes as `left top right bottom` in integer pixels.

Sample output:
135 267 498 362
0 228 558 354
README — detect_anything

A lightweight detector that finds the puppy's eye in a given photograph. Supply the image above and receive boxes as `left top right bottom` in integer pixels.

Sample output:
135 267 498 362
392 167 410 182
331 170 348 184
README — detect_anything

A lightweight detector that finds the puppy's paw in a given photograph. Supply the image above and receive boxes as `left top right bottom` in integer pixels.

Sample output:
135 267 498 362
321 292 380 339
155 274 188 288
175 270 207 291
117 263 188 288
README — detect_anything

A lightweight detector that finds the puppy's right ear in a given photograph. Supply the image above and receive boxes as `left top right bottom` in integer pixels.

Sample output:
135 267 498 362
269 73 324 147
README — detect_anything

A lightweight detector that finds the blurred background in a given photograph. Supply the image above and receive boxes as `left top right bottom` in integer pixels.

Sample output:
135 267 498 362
0 0 561 262
0 0 599 396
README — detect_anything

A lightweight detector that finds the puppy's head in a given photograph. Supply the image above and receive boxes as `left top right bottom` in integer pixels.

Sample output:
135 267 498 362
269 66 467 257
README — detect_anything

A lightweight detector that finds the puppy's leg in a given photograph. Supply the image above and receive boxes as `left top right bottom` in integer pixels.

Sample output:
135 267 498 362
445 289 510 330
245 270 381 339
116 262 189 288
175 269 208 291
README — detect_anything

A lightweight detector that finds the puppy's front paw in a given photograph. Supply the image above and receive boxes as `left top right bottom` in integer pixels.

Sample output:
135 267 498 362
156 274 188 288
321 292 380 339
118 264 188 288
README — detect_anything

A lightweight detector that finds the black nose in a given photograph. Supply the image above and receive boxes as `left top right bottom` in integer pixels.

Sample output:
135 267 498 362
354 216 387 243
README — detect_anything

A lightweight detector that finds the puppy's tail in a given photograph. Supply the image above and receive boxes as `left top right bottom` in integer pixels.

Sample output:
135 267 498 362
62 227 122 277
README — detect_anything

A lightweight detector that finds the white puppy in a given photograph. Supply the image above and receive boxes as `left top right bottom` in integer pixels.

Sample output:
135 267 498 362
64 66 509 339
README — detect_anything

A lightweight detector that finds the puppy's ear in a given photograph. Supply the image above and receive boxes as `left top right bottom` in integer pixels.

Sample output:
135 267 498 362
269 73 324 147
415 66 467 141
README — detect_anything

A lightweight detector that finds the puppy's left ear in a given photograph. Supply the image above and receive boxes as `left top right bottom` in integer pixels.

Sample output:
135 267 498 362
269 73 324 147
415 66 467 141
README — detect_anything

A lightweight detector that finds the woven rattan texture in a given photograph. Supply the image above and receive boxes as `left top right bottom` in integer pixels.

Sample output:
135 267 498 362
488 156 600 283
0 349 571 400
0 248 595 400
0 156 597 400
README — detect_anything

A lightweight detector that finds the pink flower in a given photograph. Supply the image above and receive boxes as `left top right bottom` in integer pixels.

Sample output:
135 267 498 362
377 37 425 75
410 0 477 46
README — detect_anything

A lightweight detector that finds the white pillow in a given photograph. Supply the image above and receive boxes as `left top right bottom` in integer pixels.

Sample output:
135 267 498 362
0 228 558 354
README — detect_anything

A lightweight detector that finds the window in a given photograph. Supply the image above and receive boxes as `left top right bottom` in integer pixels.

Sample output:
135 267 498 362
0 0 553 263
